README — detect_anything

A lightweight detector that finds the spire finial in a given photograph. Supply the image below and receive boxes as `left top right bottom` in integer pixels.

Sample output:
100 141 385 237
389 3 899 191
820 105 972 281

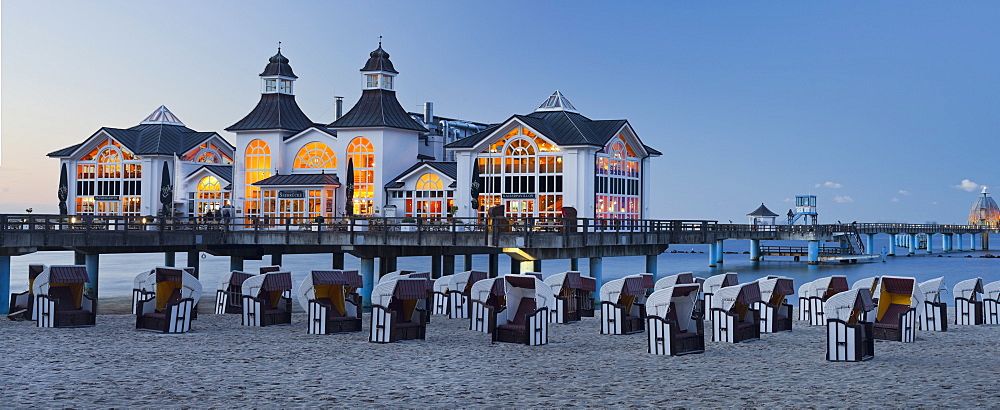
378 35 382 47
277 41 281 52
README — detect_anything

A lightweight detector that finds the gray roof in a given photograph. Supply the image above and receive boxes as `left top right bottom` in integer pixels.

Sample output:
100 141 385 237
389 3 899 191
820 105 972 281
48 123 225 158
361 45 397 74
328 89 426 132
253 173 342 186
385 161 457 188
189 165 234 183
748 203 779 217
260 50 297 78
226 93 315 132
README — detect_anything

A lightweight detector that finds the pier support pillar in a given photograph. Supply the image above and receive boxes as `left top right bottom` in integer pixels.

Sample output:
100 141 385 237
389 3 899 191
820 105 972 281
971 234 977 251
75 251 86 265
271 253 283 266
645 254 659 278
519 260 534 274
164 252 176 267
533 260 542 272
331 252 345 270
443 255 455 277
589 257 603 302
708 242 719 267
230 256 244 272
0 256 10 315
379 257 396 277
908 234 918 255
464 254 473 271
955 234 963 251
983 233 990 250
431 255 442 279
925 234 933 254
942 234 953 252
488 254 499 278
749 239 761 261
360 258 375 308
807 240 820 265
510 257 519 275
186 251 200 278
887 234 896 256
570 258 579 271
716 240 725 264
865 234 876 255
85 254 99 299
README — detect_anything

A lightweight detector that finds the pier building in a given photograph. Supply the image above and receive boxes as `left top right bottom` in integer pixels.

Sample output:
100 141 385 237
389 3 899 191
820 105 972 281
46 106 236 218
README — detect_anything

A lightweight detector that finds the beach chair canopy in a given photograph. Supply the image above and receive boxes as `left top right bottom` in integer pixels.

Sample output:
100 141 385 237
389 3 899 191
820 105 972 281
918 277 947 303
852 276 881 295
876 276 919 321
297 270 363 312
703 272 739 295
756 276 794 306
600 276 646 303
242 271 293 308
646 284 701 332
637 273 655 289
824 288 875 324
469 277 505 304
579 276 597 292
985 280 1000 300
797 279 814 300
502 274 555 320
449 270 488 295
433 276 450 294
952 278 983 300
654 272 695 291
27 264 45 293
713 282 762 312
150 267 202 309
33 265 91 310
259 265 282 274
544 271 583 297
808 276 849 299
378 270 417 284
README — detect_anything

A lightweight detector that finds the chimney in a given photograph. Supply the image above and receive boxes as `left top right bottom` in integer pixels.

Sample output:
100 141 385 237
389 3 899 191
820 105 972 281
423 102 434 125
335 96 344 120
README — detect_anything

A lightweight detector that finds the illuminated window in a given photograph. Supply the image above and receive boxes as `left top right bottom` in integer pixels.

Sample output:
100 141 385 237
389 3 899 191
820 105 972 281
595 134 640 220
244 139 272 217
264 79 277 93
347 137 375 215
475 126 562 222
416 173 442 190
381 75 393 90
293 142 337 169
183 142 234 164
366 74 378 88
280 79 293 94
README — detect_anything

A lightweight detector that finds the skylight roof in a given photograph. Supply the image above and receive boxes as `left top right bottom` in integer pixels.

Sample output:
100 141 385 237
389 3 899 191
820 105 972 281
140 105 185 126
534 90 579 113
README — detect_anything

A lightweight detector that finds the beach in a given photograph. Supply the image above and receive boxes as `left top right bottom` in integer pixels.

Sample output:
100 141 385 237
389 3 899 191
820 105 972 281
3 306 999 408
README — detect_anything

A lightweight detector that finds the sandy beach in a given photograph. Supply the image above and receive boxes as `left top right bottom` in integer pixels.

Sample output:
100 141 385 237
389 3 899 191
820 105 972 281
3 304 999 408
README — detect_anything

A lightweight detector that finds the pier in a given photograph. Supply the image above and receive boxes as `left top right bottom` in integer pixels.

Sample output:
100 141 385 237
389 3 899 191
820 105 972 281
1 214 995 313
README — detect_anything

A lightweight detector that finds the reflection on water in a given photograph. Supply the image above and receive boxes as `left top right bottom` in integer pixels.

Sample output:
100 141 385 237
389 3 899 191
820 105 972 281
7 238 998 303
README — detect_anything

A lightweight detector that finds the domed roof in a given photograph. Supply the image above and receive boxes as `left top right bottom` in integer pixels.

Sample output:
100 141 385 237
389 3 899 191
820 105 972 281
969 187 1000 227
361 42 397 74
260 49 297 78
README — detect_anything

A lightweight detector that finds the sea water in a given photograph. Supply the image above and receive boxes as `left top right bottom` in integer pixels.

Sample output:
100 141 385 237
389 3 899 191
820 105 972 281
6 236 998 302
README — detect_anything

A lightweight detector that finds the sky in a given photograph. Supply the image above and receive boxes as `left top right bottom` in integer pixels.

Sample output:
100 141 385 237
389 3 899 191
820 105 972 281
1 1 997 223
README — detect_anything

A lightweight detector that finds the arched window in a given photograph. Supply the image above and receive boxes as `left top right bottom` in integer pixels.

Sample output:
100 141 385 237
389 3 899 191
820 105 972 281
74 138 141 216
416 173 443 190
347 137 375 215
197 151 220 163
293 142 337 169
475 127 562 221
595 134 640 220
244 139 272 217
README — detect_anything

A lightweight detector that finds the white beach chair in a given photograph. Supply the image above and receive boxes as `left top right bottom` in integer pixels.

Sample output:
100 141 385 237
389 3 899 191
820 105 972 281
6 264 45 321
447 271 488 319
134 267 201 333
241 271 293 327
298 270 363 335
807 276 849 326
432 276 450 316
493 274 553 346
579 276 597 317
710 282 762 343
33 265 95 328
753 276 794 333
369 277 430 343
468 277 504 333
544 271 586 324
917 277 948 332
984 280 1000 325
600 275 648 335
872 276 919 342
797 279 814 321
851 276 881 322
702 272 738 318
953 278 984 326
653 272 695 291
646 283 704 356
215 271 256 314
824 288 875 362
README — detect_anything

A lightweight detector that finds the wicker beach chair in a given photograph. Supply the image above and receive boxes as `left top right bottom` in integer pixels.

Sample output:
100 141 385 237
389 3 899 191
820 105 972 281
469 277 505 333
298 270 363 334
241 271 293 327
446 270 488 319
215 271 256 314
7 264 44 321
984 280 1000 325
494 274 553 345
710 282 762 343
600 275 648 335
578 276 597 317
646 283 705 356
432 276 451 316
917 277 948 332
851 276 880 322
378 270 417 284
33 265 96 328
544 271 585 324
369 277 430 343
134 267 202 333
872 276 919 342
702 272 738 317
953 278 984 326
753 276 795 333
133 266 195 315
806 276 849 326
825 288 875 362
654 272 695 291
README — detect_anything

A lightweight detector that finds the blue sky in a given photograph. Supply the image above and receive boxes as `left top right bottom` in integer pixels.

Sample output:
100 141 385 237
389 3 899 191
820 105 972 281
1 1 997 223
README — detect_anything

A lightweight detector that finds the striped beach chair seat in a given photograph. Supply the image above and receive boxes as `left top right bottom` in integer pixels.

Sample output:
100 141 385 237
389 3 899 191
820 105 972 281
953 278 984 326
825 288 875 362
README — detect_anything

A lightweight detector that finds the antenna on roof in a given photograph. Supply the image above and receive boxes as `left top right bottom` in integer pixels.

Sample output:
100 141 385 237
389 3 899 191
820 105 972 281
379 35 382 47
277 41 281 52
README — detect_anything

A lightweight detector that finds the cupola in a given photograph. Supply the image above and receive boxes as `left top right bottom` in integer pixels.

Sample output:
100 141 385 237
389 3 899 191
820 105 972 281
260 46 297 95
361 40 397 91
